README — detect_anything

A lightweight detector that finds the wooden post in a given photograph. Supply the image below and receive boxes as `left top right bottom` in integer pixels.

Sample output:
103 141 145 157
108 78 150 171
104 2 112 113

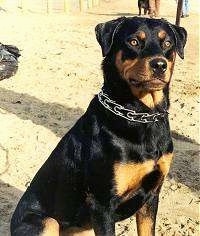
46 0 49 13
64 0 69 13
171 0 183 80
176 0 183 26
87 0 93 9
92 0 98 7
79 0 82 11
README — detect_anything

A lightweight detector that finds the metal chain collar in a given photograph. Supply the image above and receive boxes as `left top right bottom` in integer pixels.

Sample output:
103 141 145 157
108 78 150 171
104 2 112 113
98 90 168 123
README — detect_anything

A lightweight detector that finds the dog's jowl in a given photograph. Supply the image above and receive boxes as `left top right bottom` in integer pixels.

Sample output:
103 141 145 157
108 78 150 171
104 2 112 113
11 17 187 236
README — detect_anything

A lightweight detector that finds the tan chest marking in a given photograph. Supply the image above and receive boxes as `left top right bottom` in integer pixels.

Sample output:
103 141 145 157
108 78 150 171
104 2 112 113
114 160 155 196
114 153 173 197
138 90 164 108
157 153 173 176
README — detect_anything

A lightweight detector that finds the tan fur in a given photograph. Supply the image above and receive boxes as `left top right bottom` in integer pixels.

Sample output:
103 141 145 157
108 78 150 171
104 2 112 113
115 50 138 78
151 90 164 106
158 30 166 39
136 153 173 235
136 213 153 236
129 89 164 108
40 218 59 236
115 51 175 108
114 160 155 196
137 31 146 40
114 153 173 197
157 153 173 176
139 92 155 108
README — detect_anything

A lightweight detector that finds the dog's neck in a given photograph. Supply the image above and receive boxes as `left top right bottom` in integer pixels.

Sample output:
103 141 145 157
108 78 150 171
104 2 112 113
102 57 170 112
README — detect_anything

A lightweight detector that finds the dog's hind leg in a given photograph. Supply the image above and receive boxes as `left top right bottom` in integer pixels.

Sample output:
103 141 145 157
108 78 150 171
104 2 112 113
41 218 59 236
11 216 59 236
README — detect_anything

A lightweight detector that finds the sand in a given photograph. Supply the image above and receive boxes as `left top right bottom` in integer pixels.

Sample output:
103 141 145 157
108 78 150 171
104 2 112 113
0 0 199 235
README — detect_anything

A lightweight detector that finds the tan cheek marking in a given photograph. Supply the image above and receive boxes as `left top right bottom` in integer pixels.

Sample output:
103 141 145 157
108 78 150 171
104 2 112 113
165 59 175 81
168 59 175 75
40 218 59 236
157 153 173 177
115 50 138 79
115 50 123 73
123 58 139 79
124 57 149 81
158 30 166 39
114 160 155 196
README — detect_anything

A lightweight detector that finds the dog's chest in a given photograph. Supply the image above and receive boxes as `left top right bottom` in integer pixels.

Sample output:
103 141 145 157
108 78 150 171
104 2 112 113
113 153 173 198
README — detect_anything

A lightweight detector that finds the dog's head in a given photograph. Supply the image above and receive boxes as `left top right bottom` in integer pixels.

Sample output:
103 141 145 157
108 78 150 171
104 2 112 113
95 17 187 94
0 43 20 81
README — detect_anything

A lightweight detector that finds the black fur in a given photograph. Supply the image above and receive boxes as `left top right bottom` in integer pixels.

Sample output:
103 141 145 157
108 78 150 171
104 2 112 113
11 17 187 236
138 0 149 16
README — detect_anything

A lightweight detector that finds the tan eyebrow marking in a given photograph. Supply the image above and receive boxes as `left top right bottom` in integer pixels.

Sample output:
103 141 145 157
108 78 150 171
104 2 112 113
158 30 166 39
137 31 146 40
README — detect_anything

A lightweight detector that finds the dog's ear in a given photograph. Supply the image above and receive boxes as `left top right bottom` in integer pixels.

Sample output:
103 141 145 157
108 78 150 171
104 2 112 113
4 45 21 58
95 17 126 57
168 24 187 59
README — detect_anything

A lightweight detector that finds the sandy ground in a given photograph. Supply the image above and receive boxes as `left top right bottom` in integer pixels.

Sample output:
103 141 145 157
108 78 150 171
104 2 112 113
0 0 199 235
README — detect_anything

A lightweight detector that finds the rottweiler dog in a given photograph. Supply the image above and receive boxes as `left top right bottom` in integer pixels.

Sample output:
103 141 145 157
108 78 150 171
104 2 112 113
138 0 149 16
11 17 187 236
0 43 20 81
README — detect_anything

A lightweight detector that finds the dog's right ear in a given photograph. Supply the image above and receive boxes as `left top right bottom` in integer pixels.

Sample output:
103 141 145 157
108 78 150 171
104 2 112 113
95 17 126 57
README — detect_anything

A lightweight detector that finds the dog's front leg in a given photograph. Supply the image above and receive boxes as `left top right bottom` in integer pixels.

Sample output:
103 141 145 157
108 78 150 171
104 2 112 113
88 195 115 236
136 193 159 236
91 209 115 236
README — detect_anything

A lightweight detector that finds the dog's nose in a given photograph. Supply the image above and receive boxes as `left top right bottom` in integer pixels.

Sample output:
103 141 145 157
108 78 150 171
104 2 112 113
149 58 167 74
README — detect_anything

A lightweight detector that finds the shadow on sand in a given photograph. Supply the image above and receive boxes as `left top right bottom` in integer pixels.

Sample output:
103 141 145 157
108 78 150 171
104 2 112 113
0 87 199 235
0 87 85 138
0 180 22 235
170 131 199 191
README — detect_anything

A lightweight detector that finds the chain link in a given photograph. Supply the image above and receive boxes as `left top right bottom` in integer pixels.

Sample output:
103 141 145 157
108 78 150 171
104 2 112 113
98 90 168 123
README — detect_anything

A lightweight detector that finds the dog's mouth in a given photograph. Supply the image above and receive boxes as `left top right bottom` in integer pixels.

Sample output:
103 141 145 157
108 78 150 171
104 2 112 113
129 78 167 88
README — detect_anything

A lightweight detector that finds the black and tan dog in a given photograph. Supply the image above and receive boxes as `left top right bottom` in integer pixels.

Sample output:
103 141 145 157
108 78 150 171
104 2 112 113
11 17 187 236
0 43 20 81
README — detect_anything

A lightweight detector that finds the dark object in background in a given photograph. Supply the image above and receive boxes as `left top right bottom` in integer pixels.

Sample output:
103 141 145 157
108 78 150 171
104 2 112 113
138 0 149 15
0 43 20 81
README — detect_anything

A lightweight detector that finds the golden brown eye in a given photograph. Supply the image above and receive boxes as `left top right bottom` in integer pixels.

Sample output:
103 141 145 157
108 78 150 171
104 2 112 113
130 39 138 46
164 41 171 48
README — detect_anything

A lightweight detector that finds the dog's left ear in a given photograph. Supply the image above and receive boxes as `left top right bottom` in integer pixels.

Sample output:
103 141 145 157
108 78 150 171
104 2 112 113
169 24 187 59
95 17 126 57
